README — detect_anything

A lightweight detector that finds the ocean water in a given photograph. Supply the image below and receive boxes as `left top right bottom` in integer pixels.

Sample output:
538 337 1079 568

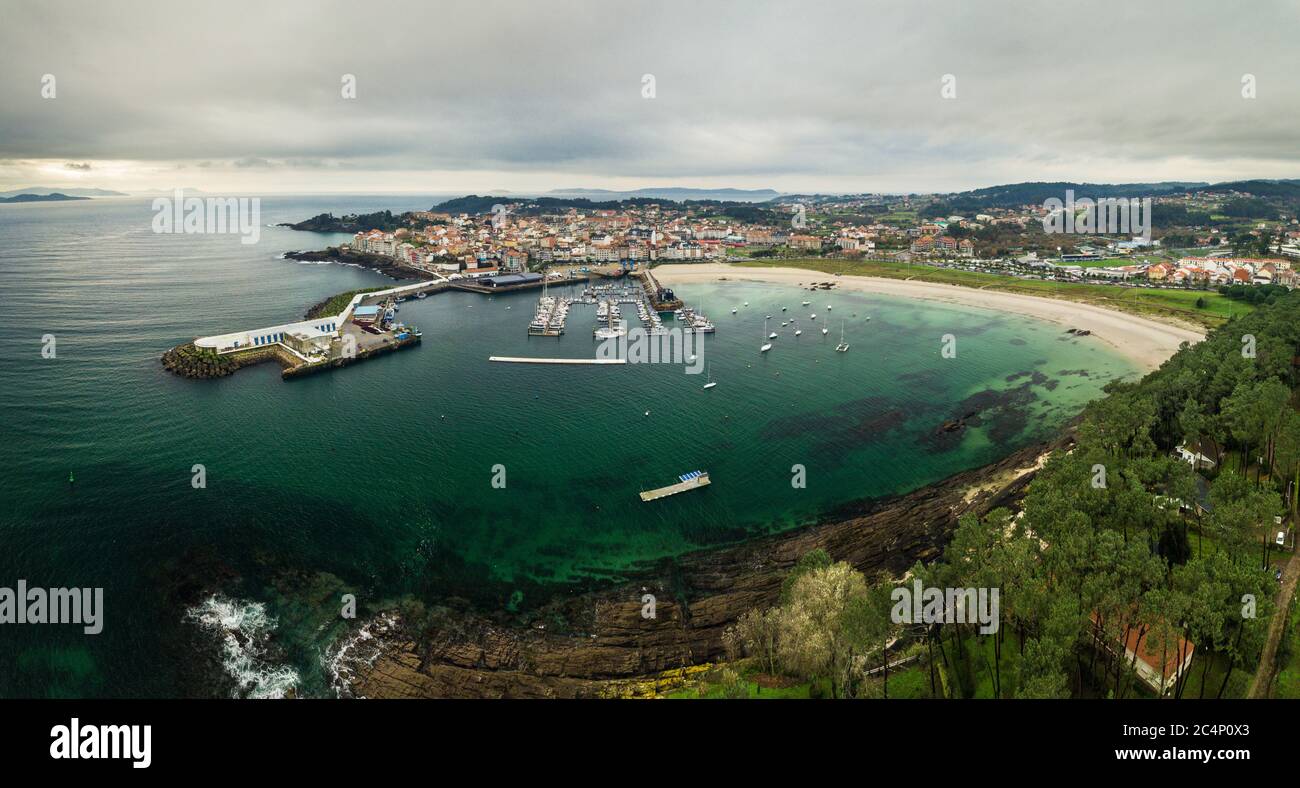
0 196 1138 697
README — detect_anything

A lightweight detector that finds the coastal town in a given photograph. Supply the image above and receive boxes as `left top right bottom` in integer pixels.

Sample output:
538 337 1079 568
324 185 1300 297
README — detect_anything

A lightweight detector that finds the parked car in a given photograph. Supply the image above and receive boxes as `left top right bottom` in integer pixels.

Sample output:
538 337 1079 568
1277 531 1286 546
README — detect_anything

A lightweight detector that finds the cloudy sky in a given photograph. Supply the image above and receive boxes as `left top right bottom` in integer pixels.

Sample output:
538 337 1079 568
3 0 1299 195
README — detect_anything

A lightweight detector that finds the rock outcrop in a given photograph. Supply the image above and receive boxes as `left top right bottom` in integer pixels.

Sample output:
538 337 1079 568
161 343 290 379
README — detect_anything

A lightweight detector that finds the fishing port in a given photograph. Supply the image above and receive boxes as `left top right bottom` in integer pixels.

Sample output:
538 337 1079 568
164 265 718 381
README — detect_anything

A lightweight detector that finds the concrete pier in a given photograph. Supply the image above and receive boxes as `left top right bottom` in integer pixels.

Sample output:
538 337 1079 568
639 472 710 502
488 356 626 365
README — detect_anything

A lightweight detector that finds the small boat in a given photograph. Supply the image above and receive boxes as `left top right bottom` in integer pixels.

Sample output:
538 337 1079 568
810 313 816 320
801 301 810 306
835 320 849 352
416 292 428 299
821 327 829 335
794 319 802 336
731 308 737 314
827 304 832 310
703 364 716 389
644 410 651 417
760 317 772 352
744 301 749 306
769 331 777 339
782 306 787 311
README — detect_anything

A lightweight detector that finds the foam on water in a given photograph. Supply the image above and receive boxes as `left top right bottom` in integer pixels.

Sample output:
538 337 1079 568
186 595 300 699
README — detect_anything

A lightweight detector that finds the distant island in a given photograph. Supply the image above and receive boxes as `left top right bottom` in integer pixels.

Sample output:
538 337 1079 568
0 193 91 204
0 186 126 198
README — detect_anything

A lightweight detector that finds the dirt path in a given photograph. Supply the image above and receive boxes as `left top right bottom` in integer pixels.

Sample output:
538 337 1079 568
1248 550 1299 698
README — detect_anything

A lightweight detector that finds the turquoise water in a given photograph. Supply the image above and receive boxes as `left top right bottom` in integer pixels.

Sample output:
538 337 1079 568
0 197 1138 697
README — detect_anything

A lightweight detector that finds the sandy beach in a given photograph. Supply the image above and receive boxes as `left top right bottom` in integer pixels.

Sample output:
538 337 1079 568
654 263 1206 372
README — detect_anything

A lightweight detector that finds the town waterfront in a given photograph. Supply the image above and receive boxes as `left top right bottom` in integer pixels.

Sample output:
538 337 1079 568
0 197 1138 697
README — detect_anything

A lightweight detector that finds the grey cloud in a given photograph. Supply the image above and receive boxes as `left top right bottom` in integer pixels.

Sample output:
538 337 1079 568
2 0 1300 190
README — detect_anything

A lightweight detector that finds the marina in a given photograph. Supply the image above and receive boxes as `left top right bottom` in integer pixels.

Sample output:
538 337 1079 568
525 274 715 340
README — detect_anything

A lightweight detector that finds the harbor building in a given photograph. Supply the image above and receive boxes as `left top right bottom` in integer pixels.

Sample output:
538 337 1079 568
193 316 340 356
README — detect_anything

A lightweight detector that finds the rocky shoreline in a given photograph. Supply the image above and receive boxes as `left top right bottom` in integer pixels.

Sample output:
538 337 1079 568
286 247 425 280
342 433 1068 698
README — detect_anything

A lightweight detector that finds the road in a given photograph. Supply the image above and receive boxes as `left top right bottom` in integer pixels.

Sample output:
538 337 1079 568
1247 549 1299 698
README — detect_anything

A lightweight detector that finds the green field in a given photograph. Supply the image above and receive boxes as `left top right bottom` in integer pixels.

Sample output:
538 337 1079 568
304 286 388 319
1070 255 1166 268
737 257 1251 329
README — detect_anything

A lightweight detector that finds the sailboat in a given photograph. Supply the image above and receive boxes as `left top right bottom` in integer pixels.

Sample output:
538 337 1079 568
703 364 717 389
827 304 832 311
835 320 849 352
821 324 829 335
793 319 802 336
760 317 772 352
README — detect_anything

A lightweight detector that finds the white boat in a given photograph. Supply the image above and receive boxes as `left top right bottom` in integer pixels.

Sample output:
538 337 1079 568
810 313 816 320
821 326 829 335
801 301 810 306
703 364 716 389
731 308 737 314
760 317 772 352
744 301 749 306
835 320 849 352
782 306 787 311
827 304 832 310
794 319 802 336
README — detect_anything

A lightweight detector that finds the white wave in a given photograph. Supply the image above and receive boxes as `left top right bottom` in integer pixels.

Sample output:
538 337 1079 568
321 610 399 699
186 595 300 699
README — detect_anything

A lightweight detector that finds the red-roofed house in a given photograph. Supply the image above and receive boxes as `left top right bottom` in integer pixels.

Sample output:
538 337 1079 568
1090 612 1195 695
